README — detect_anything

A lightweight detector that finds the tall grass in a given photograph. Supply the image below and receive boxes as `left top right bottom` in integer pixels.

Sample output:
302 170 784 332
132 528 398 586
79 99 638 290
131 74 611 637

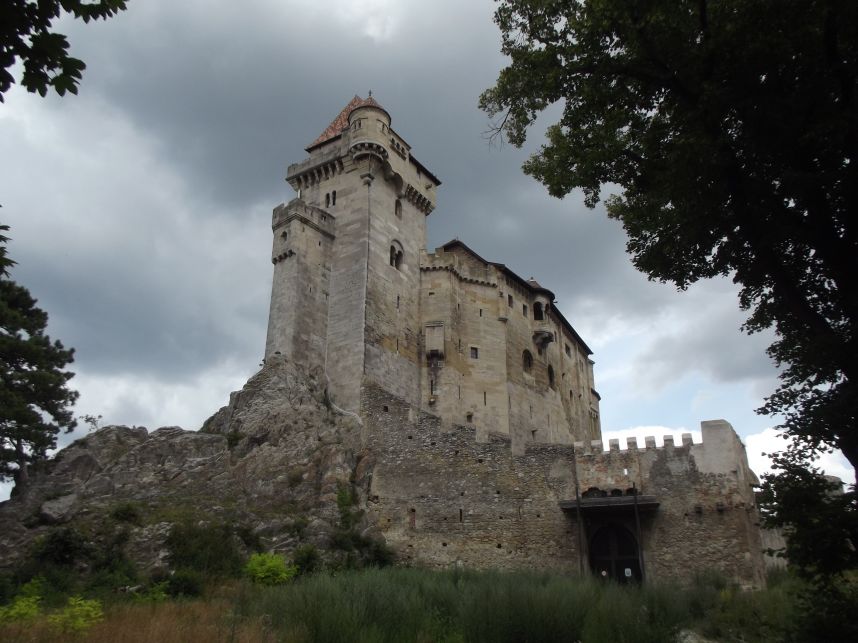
0 568 810 642
231 568 706 643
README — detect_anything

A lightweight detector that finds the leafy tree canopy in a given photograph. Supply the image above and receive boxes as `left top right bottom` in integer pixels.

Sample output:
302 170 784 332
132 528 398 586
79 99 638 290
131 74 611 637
0 0 127 102
480 0 858 479
0 225 78 485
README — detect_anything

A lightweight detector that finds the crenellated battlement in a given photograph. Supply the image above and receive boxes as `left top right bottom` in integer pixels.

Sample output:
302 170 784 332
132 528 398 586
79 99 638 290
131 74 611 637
573 432 695 455
272 198 335 237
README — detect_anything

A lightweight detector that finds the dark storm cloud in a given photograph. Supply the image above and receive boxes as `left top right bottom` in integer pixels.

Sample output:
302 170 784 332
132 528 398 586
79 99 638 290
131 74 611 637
52 0 507 211
0 0 783 442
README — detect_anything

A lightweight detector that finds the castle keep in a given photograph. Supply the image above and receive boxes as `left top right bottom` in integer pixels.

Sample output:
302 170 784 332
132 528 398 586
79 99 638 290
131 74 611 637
266 96 767 586
266 95 601 450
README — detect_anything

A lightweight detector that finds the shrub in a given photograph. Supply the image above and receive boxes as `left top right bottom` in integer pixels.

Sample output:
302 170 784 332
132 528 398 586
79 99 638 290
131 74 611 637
234 524 263 553
165 569 205 598
0 595 40 624
165 522 244 577
137 581 169 603
48 596 103 634
31 528 90 567
109 502 142 525
245 553 298 586
0 573 14 604
293 544 320 575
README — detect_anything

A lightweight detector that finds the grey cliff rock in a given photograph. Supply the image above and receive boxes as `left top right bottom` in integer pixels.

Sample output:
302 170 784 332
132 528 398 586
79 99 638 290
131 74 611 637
0 356 371 572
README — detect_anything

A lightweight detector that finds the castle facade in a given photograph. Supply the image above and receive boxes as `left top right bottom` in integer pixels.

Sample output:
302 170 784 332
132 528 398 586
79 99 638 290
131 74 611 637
265 96 767 586
266 95 601 452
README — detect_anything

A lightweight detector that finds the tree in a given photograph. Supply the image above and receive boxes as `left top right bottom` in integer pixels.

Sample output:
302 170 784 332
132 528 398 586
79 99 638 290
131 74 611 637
758 446 858 581
0 225 78 486
0 0 128 102
480 0 858 480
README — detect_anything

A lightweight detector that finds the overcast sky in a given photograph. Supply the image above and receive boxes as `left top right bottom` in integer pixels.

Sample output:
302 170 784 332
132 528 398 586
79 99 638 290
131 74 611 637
0 0 850 498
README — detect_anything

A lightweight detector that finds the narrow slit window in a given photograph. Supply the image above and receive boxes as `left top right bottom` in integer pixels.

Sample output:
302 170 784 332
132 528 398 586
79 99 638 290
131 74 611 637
331 190 336 206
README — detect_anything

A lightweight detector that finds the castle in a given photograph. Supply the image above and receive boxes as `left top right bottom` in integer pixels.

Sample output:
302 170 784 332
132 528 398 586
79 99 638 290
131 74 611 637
265 96 767 586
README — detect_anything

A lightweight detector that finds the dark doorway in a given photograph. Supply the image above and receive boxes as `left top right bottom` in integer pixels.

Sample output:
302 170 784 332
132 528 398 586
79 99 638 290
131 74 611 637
589 524 641 583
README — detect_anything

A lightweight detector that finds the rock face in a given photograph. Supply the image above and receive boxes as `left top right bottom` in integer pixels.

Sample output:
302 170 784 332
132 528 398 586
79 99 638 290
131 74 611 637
0 356 366 572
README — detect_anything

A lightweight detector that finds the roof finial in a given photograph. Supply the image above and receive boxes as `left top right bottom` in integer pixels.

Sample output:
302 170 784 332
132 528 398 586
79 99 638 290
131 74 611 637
368 89 372 97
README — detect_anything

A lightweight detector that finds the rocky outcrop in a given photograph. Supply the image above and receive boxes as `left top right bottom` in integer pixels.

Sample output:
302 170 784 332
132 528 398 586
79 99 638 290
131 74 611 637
0 356 368 572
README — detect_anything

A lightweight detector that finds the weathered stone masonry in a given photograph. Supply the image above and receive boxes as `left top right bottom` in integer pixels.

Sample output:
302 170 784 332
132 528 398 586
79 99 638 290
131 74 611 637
265 95 767 587
361 384 765 587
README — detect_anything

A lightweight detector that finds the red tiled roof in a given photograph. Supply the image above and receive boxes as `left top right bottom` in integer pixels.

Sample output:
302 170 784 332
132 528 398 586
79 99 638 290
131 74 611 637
306 95 389 151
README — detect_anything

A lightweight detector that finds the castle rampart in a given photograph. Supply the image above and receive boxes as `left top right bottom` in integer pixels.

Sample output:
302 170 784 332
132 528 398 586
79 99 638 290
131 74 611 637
362 383 765 587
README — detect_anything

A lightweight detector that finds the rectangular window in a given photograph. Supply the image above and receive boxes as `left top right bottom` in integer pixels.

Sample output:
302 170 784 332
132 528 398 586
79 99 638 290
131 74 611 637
430 379 435 394
565 343 571 357
479 308 483 317
523 304 528 316
470 347 479 359
507 294 513 307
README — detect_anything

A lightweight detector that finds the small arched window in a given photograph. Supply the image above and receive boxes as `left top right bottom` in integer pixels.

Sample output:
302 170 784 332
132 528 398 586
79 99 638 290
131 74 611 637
389 242 404 270
395 199 402 218
331 190 336 206
523 350 533 372
548 365 555 389
325 193 330 208
533 302 544 320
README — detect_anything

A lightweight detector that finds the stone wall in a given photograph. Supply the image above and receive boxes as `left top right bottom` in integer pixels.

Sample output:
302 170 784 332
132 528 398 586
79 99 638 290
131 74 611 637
361 383 766 588
417 244 601 452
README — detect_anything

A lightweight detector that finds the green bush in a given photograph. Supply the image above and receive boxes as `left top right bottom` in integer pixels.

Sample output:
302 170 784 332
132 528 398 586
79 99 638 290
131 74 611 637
293 544 320 575
165 522 244 577
166 569 205 598
245 553 298 586
48 596 103 634
0 595 40 624
137 581 169 603
31 528 90 567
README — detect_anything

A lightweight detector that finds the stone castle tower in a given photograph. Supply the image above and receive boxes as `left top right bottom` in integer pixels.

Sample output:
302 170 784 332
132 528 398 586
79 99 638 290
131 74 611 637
265 95 438 414
265 96 602 452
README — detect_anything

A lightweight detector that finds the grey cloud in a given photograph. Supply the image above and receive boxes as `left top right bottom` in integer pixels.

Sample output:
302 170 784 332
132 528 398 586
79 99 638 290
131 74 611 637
0 0 784 459
632 292 780 389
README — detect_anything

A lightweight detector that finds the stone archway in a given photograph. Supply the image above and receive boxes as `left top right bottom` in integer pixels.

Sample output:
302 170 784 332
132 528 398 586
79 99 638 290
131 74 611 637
589 523 642 583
